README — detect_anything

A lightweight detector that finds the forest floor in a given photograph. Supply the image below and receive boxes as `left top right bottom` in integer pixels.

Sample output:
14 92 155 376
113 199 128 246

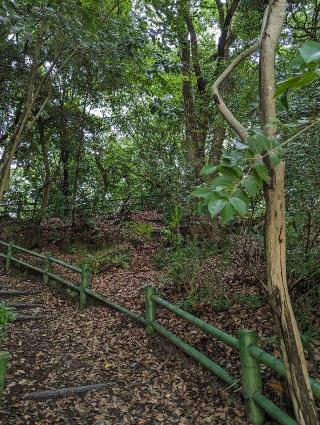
0 270 247 425
0 212 319 424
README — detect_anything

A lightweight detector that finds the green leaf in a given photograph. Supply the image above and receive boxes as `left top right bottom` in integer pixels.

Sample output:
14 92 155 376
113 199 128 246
276 70 319 96
294 70 320 87
221 203 235 224
191 187 211 198
290 53 305 70
280 89 290 110
254 160 270 182
218 165 243 179
211 175 237 190
242 175 258 196
203 192 223 206
244 149 255 160
200 164 217 176
299 40 320 64
252 170 264 188
208 198 225 217
195 200 208 215
233 141 247 150
229 197 247 216
234 189 250 206
269 151 281 166
248 133 270 153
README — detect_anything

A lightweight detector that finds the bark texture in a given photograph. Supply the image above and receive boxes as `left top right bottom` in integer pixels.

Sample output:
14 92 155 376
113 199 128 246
261 1 318 424
212 1 318 422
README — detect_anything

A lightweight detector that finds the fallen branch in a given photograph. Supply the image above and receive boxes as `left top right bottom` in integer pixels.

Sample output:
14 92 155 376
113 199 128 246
15 315 45 321
24 383 112 400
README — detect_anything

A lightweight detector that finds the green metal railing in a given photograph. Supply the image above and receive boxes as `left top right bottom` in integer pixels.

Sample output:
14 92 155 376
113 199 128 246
0 241 319 424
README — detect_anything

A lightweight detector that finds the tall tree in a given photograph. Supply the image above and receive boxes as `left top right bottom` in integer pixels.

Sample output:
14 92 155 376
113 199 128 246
261 2 318 423
194 1 319 422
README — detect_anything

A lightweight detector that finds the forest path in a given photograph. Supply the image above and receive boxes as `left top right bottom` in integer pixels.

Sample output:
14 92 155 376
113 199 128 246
0 268 247 425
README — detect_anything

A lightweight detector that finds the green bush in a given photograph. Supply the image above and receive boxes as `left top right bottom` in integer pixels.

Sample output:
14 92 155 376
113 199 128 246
234 293 264 309
0 303 16 343
177 281 230 313
154 242 215 292
153 241 215 270
154 240 230 312
79 245 131 274
129 222 153 240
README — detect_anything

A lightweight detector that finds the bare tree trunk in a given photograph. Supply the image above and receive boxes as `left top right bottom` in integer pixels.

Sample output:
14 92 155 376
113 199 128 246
177 0 197 169
0 99 35 200
0 24 46 202
185 11 208 172
38 118 51 213
261 1 318 423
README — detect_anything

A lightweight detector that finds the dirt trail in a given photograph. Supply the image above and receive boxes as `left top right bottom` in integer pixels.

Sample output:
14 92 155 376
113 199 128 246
0 268 247 425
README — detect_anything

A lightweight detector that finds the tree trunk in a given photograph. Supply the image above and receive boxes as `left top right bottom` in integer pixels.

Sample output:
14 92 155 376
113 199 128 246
177 0 197 170
261 1 318 423
0 100 34 200
38 118 51 213
0 24 46 202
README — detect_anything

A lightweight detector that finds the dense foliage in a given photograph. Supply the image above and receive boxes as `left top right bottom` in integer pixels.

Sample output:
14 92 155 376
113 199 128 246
0 0 318 306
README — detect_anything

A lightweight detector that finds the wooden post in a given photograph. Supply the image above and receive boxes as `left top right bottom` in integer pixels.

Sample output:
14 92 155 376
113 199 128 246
5 241 14 272
43 252 52 284
80 264 89 308
0 352 9 399
144 285 156 335
239 329 264 425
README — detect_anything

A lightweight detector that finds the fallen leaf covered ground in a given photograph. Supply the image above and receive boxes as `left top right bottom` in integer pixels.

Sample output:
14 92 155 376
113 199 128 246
0 269 247 424
0 213 319 424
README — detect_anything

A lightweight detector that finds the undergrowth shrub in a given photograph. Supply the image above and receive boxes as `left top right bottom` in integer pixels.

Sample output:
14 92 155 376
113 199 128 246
154 241 231 311
177 280 230 313
0 303 16 343
153 241 216 271
78 245 131 274
128 222 153 241
233 293 264 309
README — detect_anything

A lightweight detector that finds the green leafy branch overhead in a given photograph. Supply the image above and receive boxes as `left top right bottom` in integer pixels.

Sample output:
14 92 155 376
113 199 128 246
193 40 320 224
276 40 320 109
192 131 283 223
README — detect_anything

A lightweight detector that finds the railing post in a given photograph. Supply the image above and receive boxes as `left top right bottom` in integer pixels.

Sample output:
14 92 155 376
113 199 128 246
0 352 9 399
80 264 89 308
43 252 52 285
144 285 156 335
5 241 14 273
239 329 265 425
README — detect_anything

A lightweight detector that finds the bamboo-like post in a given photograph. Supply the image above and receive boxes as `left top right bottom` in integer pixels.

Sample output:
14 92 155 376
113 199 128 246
5 241 14 272
0 352 9 399
43 252 52 284
239 329 264 425
144 285 156 335
79 264 89 308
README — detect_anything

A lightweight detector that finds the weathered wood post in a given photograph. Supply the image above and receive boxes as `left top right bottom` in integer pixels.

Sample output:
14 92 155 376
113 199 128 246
0 352 9 399
80 264 89 308
43 252 52 285
144 285 156 335
239 329 264 425
5 241 14 273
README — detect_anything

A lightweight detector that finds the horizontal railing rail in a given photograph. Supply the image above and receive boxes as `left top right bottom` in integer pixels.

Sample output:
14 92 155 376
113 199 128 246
1 240 320 425
151 295 239 349
144 287 320 425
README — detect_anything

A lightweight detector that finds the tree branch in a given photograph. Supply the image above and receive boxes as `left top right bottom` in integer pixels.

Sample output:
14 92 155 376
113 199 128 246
212 42 259 141
212 3 272 141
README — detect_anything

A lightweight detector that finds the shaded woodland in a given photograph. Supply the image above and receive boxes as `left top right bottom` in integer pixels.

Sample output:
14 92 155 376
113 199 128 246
0 1 320 424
